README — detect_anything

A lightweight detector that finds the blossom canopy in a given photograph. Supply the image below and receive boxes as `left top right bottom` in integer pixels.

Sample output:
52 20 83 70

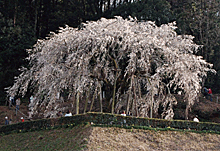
7 16 214 118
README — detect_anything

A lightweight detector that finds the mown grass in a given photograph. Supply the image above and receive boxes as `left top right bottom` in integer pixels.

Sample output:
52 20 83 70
0 124 91 151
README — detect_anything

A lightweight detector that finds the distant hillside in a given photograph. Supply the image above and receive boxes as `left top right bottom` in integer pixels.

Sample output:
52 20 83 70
0 124 220 151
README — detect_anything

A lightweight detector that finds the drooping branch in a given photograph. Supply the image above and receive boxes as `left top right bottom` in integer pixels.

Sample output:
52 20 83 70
7 16 215 119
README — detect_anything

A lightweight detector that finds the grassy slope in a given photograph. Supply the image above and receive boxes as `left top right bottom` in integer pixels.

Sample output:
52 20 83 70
0 125 91 151
0 124 220 151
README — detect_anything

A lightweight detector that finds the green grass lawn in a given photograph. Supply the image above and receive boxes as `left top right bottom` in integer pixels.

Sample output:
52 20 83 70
0 124 90 151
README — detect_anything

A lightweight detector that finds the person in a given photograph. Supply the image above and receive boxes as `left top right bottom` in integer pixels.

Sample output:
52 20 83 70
21 117 24 122
16 98 21 111
9 118 12 125
9 96 15 107
29 95 33 103
203 87 209 98
28 96 35 111
121 110 126 116
65 110 72 117
57 111 63 117
9 96 15 105
8 97 12 109
193 115 199 122
120 110 126 124
5 116 9 125
208 88 213 102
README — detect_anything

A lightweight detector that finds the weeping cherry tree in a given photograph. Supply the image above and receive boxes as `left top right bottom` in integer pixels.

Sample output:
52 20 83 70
7 16 215 119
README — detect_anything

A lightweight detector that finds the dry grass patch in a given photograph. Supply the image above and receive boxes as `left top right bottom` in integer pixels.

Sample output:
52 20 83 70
86 127 220 151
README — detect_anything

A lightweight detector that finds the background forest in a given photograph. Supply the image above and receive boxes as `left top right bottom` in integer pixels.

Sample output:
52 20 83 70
0 0 220 105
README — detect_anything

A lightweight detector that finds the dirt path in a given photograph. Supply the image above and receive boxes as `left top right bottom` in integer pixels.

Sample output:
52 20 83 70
0 104 29 126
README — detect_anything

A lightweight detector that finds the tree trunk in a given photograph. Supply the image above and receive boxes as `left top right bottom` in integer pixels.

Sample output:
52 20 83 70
185 103 189 120
89 88 97 112
99 0 104 15
133 77 138 116
76 91 80 114
113 0 116 8
34 0 38 38
83 87 91 113
126 75 133 115
150 87 153 118
99 82 103 112
107 0 110 10
112 71 118 114
13 0 18 26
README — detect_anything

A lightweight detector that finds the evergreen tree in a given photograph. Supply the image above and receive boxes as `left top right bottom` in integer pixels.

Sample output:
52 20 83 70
0 0 36 104
167 0 220 93
103 0 174 26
